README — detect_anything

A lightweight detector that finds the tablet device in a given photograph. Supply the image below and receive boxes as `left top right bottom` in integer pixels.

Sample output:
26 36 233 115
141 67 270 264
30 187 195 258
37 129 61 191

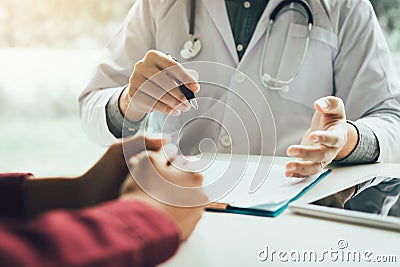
290 177 400 232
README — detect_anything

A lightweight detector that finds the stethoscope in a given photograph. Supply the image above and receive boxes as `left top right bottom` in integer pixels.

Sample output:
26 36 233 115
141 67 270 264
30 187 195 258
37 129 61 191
180 0 202 59
180 0 314 92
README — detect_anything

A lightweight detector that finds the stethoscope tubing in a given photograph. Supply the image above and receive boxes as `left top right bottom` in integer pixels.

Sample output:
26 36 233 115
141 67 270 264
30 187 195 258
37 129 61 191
182 0 314 91
260 0 313 90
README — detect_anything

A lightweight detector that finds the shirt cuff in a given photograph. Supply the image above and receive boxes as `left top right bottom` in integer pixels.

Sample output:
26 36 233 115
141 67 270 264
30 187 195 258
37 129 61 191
0 173 32 219
336 121 380 164
105 88 146 138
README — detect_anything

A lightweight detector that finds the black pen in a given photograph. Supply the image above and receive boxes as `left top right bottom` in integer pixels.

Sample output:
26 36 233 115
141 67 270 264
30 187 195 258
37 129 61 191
166 53 199 109
180 84 199 110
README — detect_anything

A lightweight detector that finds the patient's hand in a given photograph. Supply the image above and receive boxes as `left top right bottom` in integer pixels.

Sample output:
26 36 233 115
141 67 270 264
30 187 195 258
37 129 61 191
120 146 207 241
80 136 164 205
25 136 165 217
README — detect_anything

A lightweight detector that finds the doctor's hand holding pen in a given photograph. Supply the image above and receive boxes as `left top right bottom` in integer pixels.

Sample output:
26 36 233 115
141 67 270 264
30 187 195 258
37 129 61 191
119 50 200 123
285 96 359 178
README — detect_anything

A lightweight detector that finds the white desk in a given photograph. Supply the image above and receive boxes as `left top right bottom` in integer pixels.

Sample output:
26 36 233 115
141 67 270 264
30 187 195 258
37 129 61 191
162 157 400 266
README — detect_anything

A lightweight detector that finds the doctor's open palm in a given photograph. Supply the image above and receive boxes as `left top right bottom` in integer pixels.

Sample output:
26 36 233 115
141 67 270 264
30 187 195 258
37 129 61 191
286 97 358 177
119 50 200 122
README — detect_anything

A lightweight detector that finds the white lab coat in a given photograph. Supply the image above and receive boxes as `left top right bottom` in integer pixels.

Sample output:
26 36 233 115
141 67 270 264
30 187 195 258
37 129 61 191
80 0 400 161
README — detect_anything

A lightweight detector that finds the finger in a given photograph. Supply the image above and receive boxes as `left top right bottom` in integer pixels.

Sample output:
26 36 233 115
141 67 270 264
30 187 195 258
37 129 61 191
314 96 345 118
145 150 164 170
190 172 204 186
171 155 190 168
149 148 204 185
151 149 203 182
143 65 179 93
309 130 346 148
152 101 182 116
123 136 164 158
185 69 199 81
139 76 190 112
145 50 200 93
144 137 166 151
147 150 187 186
287 145 337 163
143 66 189 104
162 144 179 163
129 72 147 98
170 155 202 173
135 64 190 110
164 65 200 93
146 69 192 108
285 161 323 177
133 91 181 116
163 85 191 107
128 150 148 168
167 168 204 187
184 69 201 93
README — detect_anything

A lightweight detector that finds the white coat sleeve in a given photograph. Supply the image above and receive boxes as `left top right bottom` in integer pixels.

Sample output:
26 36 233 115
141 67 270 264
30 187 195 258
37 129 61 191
79 0 157 146
334 0 400 162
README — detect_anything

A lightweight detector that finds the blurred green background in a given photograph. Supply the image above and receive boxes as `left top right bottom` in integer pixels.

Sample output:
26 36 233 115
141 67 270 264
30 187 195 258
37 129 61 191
0 0 399 177
0 0 134 176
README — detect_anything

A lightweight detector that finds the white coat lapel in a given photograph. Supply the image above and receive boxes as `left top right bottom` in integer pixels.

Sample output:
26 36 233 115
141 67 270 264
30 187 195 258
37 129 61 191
200 0 239 64
244 0 281 59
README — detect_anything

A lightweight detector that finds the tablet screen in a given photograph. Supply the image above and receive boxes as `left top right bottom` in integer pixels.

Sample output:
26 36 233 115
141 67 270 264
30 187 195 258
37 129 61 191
311 177 400 219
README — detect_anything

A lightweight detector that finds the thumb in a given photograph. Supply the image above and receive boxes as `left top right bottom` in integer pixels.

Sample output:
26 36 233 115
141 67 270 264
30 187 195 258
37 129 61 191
314 96 346 119
123 136 167 158
185 68 199 81
144 137 166 151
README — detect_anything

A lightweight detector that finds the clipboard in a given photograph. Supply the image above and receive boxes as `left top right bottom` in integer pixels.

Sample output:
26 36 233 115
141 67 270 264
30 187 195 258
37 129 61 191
205 169 332 217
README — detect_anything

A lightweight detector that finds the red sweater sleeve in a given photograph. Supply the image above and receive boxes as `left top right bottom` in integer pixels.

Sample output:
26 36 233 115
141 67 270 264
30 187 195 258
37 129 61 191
0 200 180 267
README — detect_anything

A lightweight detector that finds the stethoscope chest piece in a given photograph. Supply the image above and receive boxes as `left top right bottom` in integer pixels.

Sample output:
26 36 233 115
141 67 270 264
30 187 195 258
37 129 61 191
180 38 202 59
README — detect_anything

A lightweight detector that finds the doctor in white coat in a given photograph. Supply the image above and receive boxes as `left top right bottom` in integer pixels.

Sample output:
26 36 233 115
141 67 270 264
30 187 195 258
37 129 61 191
80 0 400 177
